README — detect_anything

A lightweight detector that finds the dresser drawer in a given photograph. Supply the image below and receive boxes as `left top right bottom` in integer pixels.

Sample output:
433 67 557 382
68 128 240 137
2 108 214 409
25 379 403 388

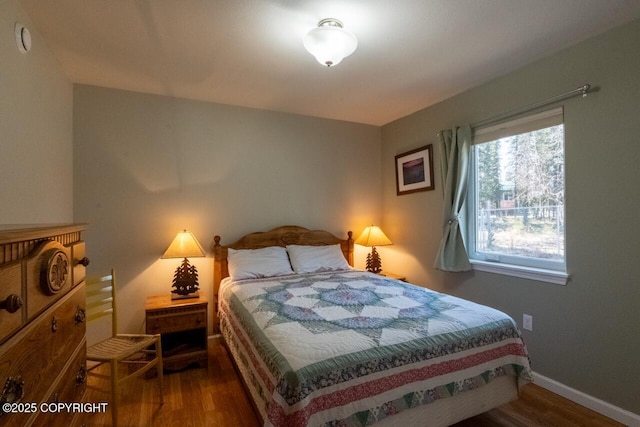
147 306 206 334
0 262 24 345
49 284 86 367
70 241 88 287
0 284 85 427
32 339 87 427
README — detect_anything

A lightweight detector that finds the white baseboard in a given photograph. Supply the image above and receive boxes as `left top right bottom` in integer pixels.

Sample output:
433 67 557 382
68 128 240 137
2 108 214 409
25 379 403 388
533 372 640 427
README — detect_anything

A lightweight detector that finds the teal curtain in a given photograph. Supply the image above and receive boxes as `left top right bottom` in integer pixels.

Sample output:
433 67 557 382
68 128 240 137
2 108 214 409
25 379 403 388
434 125 472 272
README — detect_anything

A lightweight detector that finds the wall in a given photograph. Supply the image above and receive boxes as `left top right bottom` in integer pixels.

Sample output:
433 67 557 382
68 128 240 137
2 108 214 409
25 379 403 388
73 85 381 339
381 19 640 415
0 0 73 223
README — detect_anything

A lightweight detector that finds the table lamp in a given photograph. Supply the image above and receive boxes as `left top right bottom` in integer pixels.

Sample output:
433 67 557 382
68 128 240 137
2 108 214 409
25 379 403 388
162 230 205 299
355 225 392 273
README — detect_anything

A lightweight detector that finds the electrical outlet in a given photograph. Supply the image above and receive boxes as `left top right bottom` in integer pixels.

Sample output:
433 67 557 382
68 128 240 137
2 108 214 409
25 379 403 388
523 314 533 331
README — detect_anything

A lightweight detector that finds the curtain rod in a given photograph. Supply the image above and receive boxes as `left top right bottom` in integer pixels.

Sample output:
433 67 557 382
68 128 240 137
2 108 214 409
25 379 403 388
436 84 591 136
472 84 590 129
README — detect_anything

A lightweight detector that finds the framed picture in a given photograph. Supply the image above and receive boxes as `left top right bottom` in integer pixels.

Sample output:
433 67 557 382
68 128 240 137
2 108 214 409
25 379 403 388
395 144 434 195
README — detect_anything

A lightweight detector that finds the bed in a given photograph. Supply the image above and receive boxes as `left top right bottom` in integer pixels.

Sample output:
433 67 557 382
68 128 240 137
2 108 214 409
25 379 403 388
213 225 532 427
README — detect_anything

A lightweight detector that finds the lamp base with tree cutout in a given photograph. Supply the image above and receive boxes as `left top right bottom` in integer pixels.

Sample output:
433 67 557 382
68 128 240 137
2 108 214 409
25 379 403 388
365 247 383 274
171 257 200 300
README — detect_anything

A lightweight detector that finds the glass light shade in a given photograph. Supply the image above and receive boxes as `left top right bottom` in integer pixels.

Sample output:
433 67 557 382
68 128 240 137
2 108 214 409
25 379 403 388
355 226 392 247
303 19 357 67
162 230 205 259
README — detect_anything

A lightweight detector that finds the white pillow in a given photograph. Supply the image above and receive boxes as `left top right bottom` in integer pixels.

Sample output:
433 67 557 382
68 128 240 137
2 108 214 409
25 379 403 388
227 246 294 280
286 244 351 273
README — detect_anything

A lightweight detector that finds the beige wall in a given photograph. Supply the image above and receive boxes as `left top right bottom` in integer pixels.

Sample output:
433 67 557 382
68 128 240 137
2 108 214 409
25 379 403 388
381 19 640 415
0 0 73 223
73 85 381 339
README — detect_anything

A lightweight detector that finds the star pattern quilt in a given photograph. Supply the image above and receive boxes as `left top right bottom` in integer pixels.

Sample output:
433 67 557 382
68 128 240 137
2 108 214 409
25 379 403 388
219 270 532 427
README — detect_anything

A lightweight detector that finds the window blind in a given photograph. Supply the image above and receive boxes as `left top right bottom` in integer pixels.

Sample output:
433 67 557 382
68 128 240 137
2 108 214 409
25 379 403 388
473 107 563 144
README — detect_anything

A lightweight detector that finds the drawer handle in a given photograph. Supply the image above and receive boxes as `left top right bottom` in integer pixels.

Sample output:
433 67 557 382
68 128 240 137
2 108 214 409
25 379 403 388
1 377 24 410
77 257 91 267
51 316 58 332
75 365 87 385
0 294 22 314
75 306 86 324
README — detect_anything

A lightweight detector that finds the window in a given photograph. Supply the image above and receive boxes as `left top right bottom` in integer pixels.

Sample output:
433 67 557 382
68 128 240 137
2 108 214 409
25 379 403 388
468 108 567 281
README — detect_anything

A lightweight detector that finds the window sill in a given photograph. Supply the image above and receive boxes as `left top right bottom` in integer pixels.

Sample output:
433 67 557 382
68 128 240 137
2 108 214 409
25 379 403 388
470 260 569 285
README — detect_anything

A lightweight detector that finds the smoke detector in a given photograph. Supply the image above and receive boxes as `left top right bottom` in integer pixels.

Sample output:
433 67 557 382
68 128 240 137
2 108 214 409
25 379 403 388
15 22 32 53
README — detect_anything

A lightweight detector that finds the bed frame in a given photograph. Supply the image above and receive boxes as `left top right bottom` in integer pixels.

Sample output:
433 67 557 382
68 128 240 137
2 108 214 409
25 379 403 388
211 225 519 426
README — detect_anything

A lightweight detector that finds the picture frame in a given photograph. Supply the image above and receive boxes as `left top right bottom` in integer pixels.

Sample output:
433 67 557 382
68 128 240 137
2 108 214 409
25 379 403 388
395 144 434 195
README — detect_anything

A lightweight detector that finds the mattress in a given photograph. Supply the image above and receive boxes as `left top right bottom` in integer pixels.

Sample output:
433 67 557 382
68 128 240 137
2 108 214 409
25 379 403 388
219 270 531 426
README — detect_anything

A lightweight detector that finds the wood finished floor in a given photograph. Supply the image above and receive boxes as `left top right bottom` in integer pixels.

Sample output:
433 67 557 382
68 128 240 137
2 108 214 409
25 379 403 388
77 342 624 427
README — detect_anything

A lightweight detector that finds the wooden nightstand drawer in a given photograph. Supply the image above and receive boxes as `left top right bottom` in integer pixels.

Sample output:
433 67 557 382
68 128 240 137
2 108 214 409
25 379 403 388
145 294 208 372
147 308 206 334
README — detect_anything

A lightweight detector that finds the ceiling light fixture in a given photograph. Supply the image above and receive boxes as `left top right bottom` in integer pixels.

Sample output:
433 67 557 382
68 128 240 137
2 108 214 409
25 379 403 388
303 18 358 67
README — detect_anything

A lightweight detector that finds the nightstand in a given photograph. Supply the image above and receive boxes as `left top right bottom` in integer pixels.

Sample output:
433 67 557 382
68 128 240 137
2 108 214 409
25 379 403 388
145 294 208 372
378 271 407 282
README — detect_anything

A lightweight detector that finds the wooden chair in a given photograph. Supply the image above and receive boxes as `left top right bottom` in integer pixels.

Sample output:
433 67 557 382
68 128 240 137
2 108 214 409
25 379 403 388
85 269 164 426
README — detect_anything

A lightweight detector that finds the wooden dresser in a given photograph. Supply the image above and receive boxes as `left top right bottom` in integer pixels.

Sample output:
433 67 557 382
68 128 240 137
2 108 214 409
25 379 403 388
0 224 89 427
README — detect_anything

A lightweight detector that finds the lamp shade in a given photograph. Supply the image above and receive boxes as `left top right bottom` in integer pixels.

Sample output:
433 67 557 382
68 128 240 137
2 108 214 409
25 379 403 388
355 226 392 247
303 18 357 67
162 230 205 259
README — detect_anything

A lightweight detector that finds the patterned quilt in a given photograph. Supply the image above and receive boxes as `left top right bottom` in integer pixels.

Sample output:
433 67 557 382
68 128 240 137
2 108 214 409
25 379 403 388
219 270 532 427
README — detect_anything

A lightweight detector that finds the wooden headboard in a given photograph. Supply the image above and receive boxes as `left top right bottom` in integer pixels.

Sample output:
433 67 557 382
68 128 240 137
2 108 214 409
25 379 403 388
211 225 353 331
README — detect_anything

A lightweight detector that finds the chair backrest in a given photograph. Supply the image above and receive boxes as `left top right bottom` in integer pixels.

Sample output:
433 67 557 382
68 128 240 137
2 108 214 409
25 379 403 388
86 269 118 338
